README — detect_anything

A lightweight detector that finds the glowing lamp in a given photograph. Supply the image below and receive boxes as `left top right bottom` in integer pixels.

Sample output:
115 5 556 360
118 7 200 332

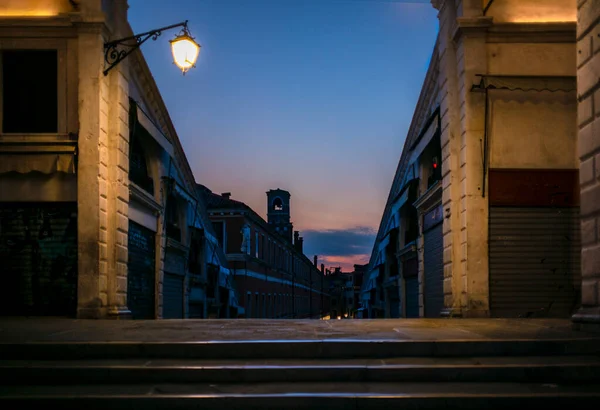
103 20 201 76
170 30 200 75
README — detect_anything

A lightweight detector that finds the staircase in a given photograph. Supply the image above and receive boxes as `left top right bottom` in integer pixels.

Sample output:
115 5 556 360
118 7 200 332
1 338 599 409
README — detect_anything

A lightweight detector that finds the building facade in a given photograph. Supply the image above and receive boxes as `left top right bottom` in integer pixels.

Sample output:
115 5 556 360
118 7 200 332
0 0 232 319
200 187 330 319
364 0 586 319
573 0 600 331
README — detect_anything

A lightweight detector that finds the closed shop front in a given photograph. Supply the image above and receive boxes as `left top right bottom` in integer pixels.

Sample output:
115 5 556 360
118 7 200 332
423 204 444 318
404 275 419 318
127 220 156 319
163 272 184 319
488 169 581 318
0 203 77 316
402 256 419 318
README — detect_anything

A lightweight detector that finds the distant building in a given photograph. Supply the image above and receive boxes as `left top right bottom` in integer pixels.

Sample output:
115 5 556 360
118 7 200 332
352 264 367 318
327 267 354 319
199 186 329 318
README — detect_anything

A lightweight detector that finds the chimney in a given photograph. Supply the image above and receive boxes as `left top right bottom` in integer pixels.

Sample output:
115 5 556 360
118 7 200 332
221 192 231 200
294 230 300 244
321 263 325 274
297 236 303 253
313 255 318 267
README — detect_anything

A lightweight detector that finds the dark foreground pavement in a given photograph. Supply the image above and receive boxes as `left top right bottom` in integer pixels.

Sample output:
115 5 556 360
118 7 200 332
1 318 599 409
0 317 595 342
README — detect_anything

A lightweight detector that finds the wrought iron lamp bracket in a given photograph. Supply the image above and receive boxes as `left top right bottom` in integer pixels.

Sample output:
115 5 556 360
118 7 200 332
103 20 189 76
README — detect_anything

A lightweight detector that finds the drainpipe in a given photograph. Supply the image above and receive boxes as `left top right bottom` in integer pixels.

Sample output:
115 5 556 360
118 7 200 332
471 76 489 198
482 88 489 198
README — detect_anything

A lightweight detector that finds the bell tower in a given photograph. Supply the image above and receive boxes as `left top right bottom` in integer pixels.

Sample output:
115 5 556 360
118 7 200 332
266 189 293 242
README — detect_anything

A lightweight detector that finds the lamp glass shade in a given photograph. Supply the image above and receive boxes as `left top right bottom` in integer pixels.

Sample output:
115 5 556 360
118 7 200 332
170 34 200 73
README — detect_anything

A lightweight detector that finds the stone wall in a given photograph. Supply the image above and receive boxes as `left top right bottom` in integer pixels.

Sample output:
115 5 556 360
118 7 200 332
573 0 600 330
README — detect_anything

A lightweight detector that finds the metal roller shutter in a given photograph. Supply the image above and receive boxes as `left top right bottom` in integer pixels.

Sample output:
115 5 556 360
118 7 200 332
405 276 419 318
127 221 156 319
163 273 184 319
0 203 77 317
424 223 444 318
489 207 581 318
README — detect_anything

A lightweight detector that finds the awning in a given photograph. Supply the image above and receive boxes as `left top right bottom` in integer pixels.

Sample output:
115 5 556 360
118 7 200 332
0 154 75 174
129 98 174 156
172 180 197 204
362 267 381 293
378 234 390 252
218 266 229 288
471 75 576 93
135 104 174 156
391 188 409 215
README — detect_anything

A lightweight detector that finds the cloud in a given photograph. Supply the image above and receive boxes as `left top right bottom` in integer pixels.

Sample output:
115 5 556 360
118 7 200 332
301 226 376 257
300 227 375 271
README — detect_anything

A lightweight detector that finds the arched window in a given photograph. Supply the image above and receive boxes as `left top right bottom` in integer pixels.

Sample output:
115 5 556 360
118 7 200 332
272 197 283 211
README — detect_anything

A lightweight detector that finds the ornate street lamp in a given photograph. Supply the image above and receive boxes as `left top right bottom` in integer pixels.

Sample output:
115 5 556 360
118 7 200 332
103 20 200 76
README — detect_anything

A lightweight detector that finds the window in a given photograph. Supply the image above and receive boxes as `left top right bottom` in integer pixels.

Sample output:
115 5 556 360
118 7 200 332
2 50 58 133
255 232 259 258
212 221 225 251
165 194 181 242
129 132 154 194
272 197 283 211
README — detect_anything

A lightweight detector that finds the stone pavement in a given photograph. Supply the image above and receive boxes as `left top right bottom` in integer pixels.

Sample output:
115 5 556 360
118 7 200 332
0 317 596 343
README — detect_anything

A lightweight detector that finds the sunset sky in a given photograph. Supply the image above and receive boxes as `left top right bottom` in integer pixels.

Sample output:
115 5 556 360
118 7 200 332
128 0 439 271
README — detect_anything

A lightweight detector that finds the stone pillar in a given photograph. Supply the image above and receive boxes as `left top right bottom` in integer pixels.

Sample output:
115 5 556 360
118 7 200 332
77 0 131 318
433 0 491 318
573 0 600 331
433 0 464 316
76 1 108 319
455 0 490 317
105 0 131 318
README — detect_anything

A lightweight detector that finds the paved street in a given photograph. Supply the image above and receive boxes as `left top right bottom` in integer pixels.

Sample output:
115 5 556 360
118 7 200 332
0 318 596 343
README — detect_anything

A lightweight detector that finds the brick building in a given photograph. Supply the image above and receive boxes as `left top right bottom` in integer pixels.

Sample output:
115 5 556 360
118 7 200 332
0 0 233 319
199 186 330 319
364 0 592 320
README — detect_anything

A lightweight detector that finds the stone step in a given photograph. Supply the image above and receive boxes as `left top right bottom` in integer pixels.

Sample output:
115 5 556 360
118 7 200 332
2 338 598 360
1 356 599 384
1 382 599 409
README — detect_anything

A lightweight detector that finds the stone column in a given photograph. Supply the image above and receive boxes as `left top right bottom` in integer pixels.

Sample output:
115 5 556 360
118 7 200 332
433 0 464 316
105 0 131 318
76 0 131 318
455 0 491 317
573 0 600 331
76 1 108 319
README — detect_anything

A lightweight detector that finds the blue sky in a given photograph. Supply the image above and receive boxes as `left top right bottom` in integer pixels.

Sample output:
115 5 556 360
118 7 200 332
128 0 439 271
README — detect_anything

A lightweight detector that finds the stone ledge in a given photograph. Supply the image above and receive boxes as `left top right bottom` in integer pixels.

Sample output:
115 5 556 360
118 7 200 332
572 306 600 332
